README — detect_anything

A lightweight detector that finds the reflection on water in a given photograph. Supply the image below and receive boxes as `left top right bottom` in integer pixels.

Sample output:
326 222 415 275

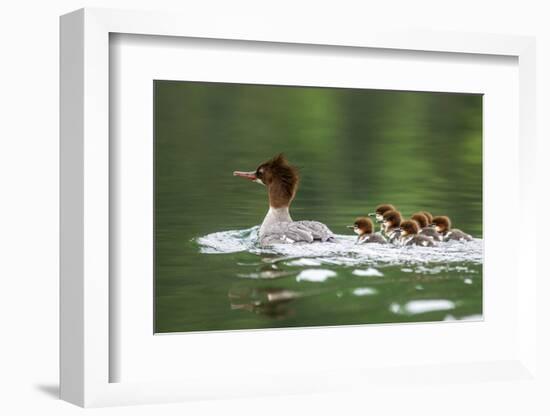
189 229 483 326
197 230 482 323
228 286 304 319
154 81 482 333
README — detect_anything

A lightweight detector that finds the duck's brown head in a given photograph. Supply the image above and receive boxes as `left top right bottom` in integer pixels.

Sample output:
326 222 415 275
432 215 451 233
347 217 374 236
382 210 402 231
400 220 420 236
368 204 396 222
422 211 434 224
233 154 299 208
411 212 429 229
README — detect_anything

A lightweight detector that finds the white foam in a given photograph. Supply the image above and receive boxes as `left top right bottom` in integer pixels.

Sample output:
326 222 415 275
352 268 384 277
196 226 483 267
196 227 258 254
391 299 455 315
352 287 378 296
404 300 455 314
286 258 322 267
296 269 337 282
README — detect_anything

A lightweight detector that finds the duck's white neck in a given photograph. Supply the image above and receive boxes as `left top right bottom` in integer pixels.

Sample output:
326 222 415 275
259 206 292 237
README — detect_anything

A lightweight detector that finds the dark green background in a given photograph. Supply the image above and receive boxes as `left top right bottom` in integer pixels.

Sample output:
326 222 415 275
154 80 482 333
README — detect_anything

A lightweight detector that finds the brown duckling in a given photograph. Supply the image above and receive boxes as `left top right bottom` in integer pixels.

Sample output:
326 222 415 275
422 211 434 225
432 216 473 242
399 220 436 247
368 204 396 233
347 217 387 244
382 210 402 244
411 212 443 242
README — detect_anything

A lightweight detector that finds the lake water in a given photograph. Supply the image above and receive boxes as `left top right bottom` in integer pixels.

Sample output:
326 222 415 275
154 81 483 333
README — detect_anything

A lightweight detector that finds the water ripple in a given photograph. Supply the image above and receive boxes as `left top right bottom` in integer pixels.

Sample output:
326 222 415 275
195 226 483 267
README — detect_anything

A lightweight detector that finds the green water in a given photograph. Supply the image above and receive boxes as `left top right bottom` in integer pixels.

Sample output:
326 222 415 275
154 80 483 333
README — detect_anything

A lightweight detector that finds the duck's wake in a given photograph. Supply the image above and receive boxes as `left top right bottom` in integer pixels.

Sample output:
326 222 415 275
195 226 483 267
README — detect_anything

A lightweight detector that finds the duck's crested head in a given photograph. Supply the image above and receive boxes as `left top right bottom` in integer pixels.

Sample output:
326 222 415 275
255 153 299 187
432 215 451 233
382 210 402 228
369 204 396 222
233 153 299 208
400 220 419 236
348 217 373 235
421 211 433 224
411 212 429 229
376 204 395 215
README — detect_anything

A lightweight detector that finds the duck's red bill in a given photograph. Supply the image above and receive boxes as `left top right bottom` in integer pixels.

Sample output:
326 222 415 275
233 170 257 180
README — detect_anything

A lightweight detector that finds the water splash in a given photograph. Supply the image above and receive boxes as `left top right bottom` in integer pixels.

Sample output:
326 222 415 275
196 226 259 254
390 299 456 315
352 268 384 277
296 269 337 282
195 226 483 267
352 287 378 296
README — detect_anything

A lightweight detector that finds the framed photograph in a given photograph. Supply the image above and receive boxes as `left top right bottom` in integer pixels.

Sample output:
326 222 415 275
152 80 483 334
60 8 538 407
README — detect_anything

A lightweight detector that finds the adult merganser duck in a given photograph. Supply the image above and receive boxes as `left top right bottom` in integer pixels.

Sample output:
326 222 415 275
381 210 402 244
233 154 335 246
368 204 396 233
431 215 473 242
410 212 443 242
347 217 387 244
399 220 436 247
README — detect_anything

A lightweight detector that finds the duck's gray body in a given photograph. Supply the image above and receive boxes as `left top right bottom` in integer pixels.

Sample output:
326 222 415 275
402 234 436 247
419 227 443 241
356 233 387 245
442 229 473 242
259 207 334 246
385 228 402 244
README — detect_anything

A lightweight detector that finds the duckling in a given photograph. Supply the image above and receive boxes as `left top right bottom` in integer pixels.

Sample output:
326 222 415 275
399 220 436 247
381 210 402 244
368 204 396 233
347 217 387 244
431 216 473 242
411 212 443 242
421 211 434 225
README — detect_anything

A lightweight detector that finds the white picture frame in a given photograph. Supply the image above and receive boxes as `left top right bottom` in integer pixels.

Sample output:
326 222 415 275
60 7 538 408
